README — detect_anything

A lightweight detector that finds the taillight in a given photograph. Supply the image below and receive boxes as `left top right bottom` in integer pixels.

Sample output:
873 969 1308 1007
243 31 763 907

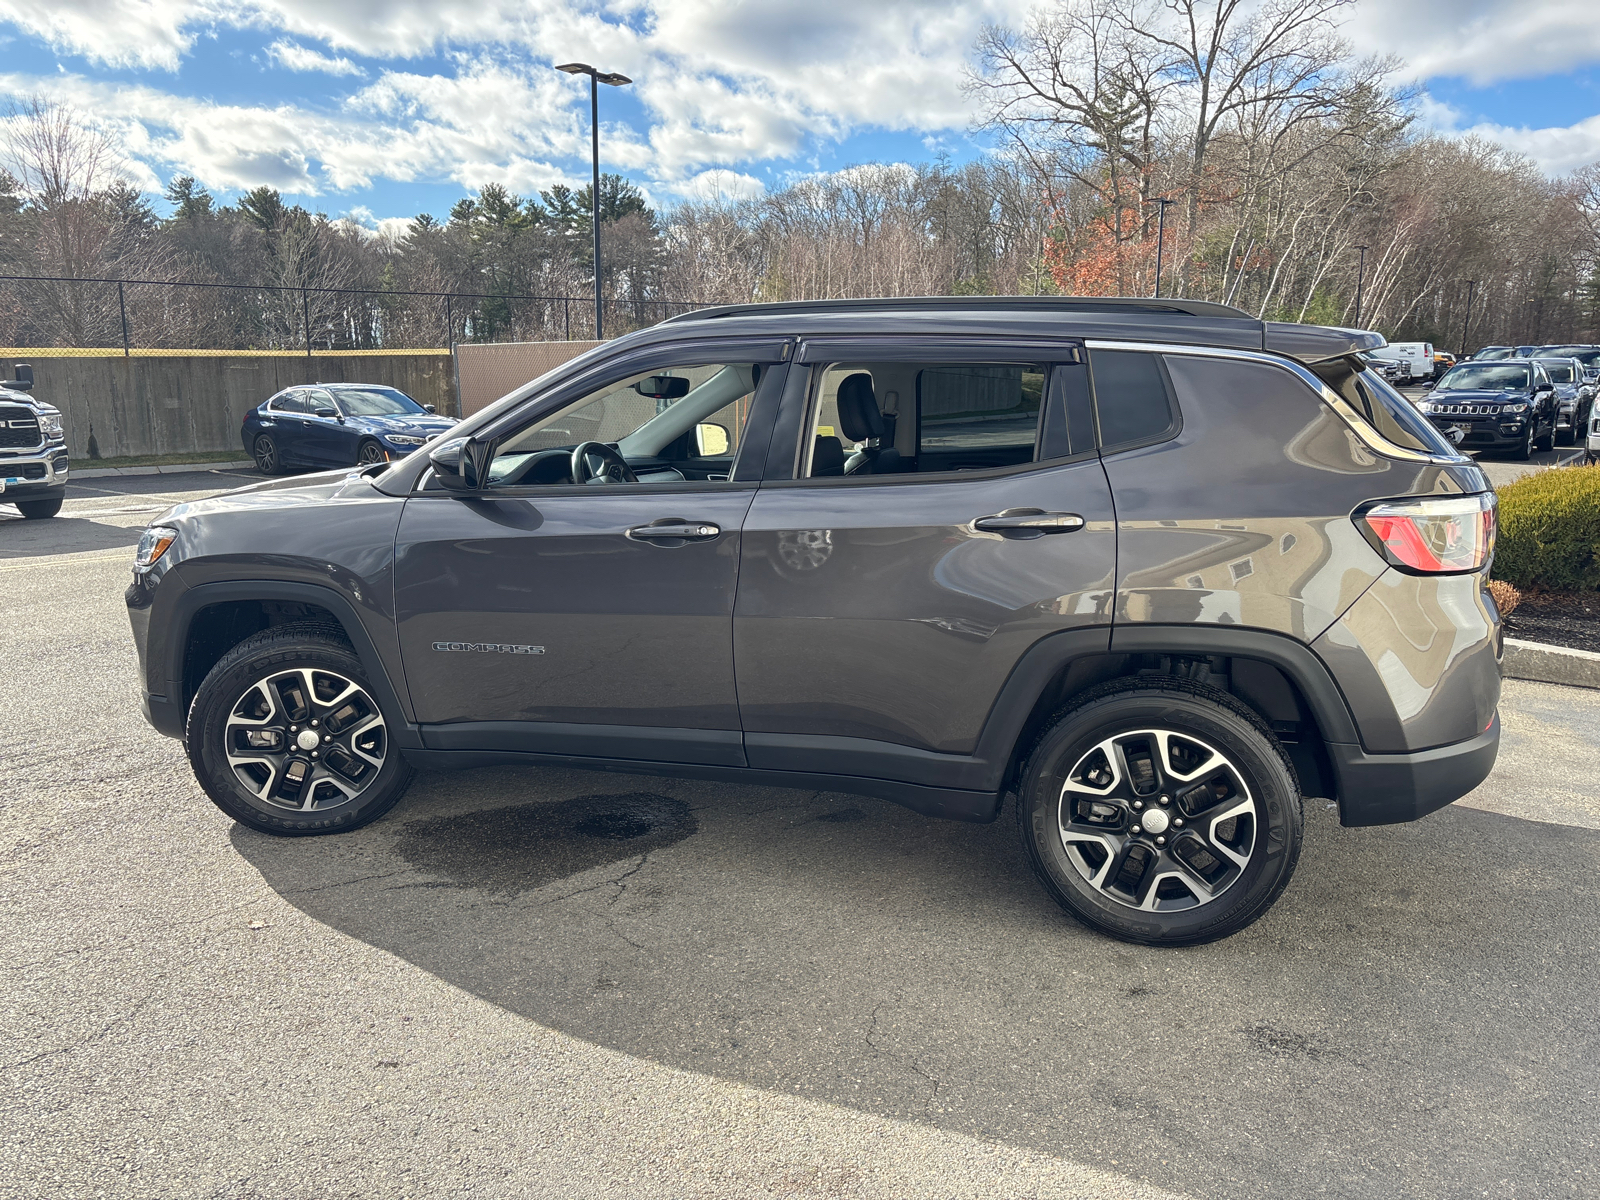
1356 492 1496 574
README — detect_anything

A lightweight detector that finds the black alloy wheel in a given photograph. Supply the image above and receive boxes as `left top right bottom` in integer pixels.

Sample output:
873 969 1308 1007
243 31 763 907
252 433 283 475
186 623 413 835
14 497 63 518
1017 677 1303 946
356 439 389 467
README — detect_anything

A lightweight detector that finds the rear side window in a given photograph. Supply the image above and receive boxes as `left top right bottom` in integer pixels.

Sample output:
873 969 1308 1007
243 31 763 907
1089 350 1178 452
1314 358 1456 457
916 365 1044 458
270 391 305 413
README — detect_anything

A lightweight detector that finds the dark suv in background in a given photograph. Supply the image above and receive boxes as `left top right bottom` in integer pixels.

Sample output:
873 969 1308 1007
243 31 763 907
128 298 1502 946
1418 359 1558 458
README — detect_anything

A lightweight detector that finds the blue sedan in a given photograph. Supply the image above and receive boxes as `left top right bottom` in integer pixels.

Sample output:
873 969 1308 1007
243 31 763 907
243 383 457 474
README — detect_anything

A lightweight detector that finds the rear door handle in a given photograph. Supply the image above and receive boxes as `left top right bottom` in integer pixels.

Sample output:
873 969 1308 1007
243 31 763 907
626 519 722 542
972 508 1085 536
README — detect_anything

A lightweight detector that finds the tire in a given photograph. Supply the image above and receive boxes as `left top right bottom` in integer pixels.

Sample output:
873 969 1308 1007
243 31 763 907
252 433 284 475
185 622 413 836
15 497 63 518
356 439 389 467
1509 423 1535 460
1558 425 1576 447
1536 422 1555 453
1015 677 1304 946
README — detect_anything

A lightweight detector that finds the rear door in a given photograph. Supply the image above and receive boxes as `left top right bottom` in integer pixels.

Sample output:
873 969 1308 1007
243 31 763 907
264 390 310 463
733 336 1116 779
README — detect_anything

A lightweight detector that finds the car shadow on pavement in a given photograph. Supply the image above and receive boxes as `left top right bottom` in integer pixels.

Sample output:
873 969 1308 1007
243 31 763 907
234 766 1600 1200
0 514 142 558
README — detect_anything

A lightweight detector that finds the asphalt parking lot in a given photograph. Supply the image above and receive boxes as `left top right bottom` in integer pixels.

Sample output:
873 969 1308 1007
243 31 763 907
3 468 1599 1199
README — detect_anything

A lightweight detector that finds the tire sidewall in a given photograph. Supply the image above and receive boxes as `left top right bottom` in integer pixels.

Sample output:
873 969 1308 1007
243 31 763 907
1020 688 1301 945
187 637 411 835
253 433 280 474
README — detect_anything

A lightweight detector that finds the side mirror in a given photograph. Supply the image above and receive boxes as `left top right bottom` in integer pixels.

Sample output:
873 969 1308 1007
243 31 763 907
311 405 338 418
5 362 32 391
428 435 489 492
695 422 730 456
424 404 437 414
633 375 691 400
1535 383 1555 394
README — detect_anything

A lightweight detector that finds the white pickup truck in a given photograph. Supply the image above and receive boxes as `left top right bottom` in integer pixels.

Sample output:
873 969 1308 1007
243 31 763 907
1367 342 1436 385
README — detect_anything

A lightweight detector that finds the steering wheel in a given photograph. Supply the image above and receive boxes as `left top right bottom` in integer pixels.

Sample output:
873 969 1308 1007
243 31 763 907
571 441 639 485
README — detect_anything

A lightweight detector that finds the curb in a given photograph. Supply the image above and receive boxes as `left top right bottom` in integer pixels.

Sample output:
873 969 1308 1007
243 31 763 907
1501 637 1600 690
73 460 254 479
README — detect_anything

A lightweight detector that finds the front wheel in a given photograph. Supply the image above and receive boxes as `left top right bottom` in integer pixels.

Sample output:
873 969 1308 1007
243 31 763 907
1509 423 1535 460
1536 421 1555 452
1016 677 1303 946
14 497 63 518
356 439 389 467
186 623 413 836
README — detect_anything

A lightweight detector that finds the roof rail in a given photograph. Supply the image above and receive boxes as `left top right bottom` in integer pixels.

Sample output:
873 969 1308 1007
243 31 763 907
662 295 1257 324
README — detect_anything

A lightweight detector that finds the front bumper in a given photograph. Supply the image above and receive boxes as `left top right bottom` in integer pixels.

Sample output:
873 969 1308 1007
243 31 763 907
1425 414 1530 449
1329 714 1500 826
0 448 69 496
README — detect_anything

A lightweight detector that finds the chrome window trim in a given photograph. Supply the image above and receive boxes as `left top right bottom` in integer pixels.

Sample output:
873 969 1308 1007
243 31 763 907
1084 339 1468 465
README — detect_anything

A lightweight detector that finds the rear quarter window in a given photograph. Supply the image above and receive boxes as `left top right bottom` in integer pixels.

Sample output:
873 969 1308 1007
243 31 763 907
1314 358 1456 457
1089 350 1179 451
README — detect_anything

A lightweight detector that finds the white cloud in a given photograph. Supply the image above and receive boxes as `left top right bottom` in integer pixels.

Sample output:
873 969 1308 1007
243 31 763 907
267 39 366 77
1347 0 1600 85
0 0 197 70
669 168 766 202
1456 114 1600 175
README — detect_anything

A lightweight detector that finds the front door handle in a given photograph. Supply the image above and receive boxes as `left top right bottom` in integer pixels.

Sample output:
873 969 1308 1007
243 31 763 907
972 508 1085 536
626 519 722 542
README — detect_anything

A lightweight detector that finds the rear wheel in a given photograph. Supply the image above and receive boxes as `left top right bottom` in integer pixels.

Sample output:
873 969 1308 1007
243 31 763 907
252 433 283 475
186 623 413 836
14 497 62 518
1016 677 1303 946
356 439 389 467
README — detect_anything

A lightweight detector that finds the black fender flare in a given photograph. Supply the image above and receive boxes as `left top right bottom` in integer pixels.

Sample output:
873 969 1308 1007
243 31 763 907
153 579 418 747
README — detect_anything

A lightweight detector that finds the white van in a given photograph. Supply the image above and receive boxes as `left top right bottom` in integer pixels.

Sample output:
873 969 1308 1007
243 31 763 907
1368 342 1435 384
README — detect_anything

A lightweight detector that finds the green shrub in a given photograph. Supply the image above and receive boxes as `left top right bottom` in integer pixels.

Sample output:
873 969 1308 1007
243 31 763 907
1494 465 1600 591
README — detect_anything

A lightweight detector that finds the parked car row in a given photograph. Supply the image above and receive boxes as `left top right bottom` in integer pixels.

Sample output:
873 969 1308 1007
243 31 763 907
243 384 457 474
1411 356 1599 459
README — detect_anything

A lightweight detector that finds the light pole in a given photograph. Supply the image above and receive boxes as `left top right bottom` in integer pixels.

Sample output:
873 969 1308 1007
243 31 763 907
1151 197 1176 298
1352 244 1369 327
555 62 632 340
1461 279 1478 357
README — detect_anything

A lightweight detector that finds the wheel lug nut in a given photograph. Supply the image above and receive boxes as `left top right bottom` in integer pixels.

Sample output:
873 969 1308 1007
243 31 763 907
1130 825 1142 835
1174 818 1185 828
1159 795 1170 806
1133 800 1144 810
1156 836 1166 846
289 725 298 732
311 720 319 728
310 751 318 759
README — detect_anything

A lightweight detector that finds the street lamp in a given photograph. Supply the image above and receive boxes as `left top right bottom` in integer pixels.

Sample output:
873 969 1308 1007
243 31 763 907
1352 245 1368 328
555 62 632 340
1151 197 1177 299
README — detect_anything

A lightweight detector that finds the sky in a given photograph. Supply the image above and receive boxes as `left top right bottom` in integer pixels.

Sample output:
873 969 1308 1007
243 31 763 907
0 0 1595 234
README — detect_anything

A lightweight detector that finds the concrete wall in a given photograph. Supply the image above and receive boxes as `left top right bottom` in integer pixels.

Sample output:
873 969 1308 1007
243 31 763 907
456 341 602 416
5 351 455 461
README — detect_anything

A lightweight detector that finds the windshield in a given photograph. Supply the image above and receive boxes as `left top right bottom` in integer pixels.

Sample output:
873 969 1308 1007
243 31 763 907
1437 363 1531 390
1537 362 1575 383
1542 346 1600 366
335 387 425 416
1474 347 1514 360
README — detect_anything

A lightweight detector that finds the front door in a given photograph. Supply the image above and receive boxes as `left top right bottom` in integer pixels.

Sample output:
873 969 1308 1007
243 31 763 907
734 341 1116 772
393 350 787 767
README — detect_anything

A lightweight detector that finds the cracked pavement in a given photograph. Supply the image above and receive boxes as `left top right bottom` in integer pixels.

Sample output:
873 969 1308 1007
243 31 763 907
4 471 1600 1199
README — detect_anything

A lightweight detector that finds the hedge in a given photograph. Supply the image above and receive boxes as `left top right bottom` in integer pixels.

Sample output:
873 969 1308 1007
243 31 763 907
1493 465 1600 591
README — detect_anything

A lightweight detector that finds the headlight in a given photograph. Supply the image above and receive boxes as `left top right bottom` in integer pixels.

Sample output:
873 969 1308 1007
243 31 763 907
38 412 63 440
134 525 178 570
1502 402 1528 413
383 434 426 446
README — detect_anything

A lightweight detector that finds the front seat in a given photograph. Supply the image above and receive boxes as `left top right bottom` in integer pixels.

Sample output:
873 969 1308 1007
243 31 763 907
835 373 901 475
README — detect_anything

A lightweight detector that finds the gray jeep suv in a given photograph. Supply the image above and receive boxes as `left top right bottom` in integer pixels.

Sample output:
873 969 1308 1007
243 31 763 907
126 298 1502 945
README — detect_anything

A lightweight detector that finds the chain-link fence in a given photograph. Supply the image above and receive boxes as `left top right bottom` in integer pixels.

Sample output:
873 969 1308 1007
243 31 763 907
0 274 706 353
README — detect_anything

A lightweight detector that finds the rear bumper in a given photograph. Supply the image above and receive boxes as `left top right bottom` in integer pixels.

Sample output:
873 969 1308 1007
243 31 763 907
1328 714 1500 827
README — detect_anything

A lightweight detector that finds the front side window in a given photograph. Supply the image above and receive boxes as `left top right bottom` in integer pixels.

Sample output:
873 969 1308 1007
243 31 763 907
485 362 763 487
1540 362 1575 383
802 360 1047 477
